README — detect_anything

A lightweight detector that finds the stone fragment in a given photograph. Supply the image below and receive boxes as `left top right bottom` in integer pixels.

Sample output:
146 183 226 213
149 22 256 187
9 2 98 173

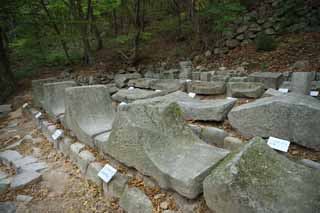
179 99 236 121
0 150 23 166
0 171 8 180
86 162 103 185
0 104 11 116
64 85 115 147
19 162 48 173
199 127 228 147
0 178 10 193
115 73 142 88
106 100 229 198
291 72 314 95
59 136 73 156
192 72 200 80
10 171 42 190
0 202 16 213
103 173 129 198
42 81 76 120
187 81 225 95
200 72 213 81
227 82 264 98
203 137 320 213
262 88 285 98
105 83 119 94
70 143 85 162
228 77 249 82
112 88 169 103
16 195 33 203
249 72 283 89
228 93 320 150
31 78 57 107
77 150 96 173
210 75 230 82
119 187 153 213
160 69 180 79
223 136 243 151
12 156 38 171
179 61 193 79
128 78 157 89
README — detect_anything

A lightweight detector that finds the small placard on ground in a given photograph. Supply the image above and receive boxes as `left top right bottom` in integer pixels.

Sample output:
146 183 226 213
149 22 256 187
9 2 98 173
128 87 135 90
35 112 42 119
188 92 196 98
278 88 289 93
52 129 63 140
98 164 117 183
267 137 290 152
22 103 29 108
310 91 319 97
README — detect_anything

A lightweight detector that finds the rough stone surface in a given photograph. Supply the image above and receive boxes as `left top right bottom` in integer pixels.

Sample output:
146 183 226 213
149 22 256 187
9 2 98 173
64 85 115 147
128 78 157 89
179 61 193 79
86 162 103 185
0 150 23 166
42 81 76 119
200 72 213 81
112 88 169 103
0 178 10 193
119 187 153 213
262 88 284 98
223 136 243 151
10 171 42 190
228 77 249 82
0 104 12 116
16 195 33 203
0 171 8 180
203 137 320 213
187 81 226 95
115 73 142 88
228 93 320 150
0 202 16 213
70 143 85 162
12 156 38 171
179 99 236 121
210 75 230 82
106 100 229 198
59 137 73 156
291 72 314 95
31 78 57 107
227 82 264 98
19 162 48 173
199 127 228 147
300 159 320 171
249 72 283 89
103 173 129 198
77 150 96 173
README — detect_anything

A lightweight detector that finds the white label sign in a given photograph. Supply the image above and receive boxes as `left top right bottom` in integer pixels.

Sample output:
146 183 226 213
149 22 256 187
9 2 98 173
310 91 319 97
267 137 290 152
52 129 63 140
278 88 289 93
98 164 117 183
22 103 29 108
188 92 196 98
35 112 42 119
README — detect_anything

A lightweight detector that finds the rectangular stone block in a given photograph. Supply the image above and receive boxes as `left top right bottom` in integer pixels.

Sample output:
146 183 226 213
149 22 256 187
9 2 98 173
291 72 314 95
249 72 283 89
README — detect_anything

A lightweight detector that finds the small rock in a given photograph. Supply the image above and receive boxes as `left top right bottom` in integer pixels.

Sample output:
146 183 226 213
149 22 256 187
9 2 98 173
223 136 243 151
16 195 33 203
119 187 153 213
160 201 169 210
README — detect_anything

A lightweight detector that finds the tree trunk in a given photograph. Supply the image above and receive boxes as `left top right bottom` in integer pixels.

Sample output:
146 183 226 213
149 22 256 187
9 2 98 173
0 26 15 103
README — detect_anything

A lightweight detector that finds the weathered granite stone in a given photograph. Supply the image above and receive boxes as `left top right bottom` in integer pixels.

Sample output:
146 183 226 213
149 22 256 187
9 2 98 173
31 78 57 107
105 83 119 94
150 79 184 92
105 100 229 198
0 104 11 117
16 195 33 203
70 143 85 162
59 136 73 156
77 150 96 174
0 178 10 193
291 72 314 95
115 73 142 88
103 173 129 198
203 137 320 213
179 99 236 121
280 81 291 90
210 75 230 82
262 88 284 98
188 81 226 95
86 162 103 185
43 81 76 120
94 132 111 155
119 187 153 213
192 72 200 80
199 127 228 147
223 136 243 151
10 171 42 189
0 202 16 213
19 162 48 173
249 72 283 89
12 156 38 171
179 61 193 80
128 78 157 89
0 150 23 166
112 88 169 103
64 85 115 147
200 72 214 81
227 82 264 98
228 77 249 82
160 69 180 79
228 93 320 150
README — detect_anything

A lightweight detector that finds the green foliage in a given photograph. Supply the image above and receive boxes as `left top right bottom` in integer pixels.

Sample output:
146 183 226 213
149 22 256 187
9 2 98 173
255 33 276 52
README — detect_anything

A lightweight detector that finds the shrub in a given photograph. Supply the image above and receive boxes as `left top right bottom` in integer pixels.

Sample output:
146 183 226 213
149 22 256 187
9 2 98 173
255 33 276 52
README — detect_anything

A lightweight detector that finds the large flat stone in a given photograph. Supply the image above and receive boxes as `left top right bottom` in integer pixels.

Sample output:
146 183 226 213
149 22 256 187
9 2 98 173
228 93 320 150
0 150 23 166
31 78 57 107
227 82 264 98
119 187 153 213
105 100 229 199
291 72 314 95
12 156 38 171
187 81 226 95
178 99 236 121
19 162 48 173
42 81 76 120
10 171 42 190
249 72 283 89
112 88 169 103
64 85 115 147
203 137 320 213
